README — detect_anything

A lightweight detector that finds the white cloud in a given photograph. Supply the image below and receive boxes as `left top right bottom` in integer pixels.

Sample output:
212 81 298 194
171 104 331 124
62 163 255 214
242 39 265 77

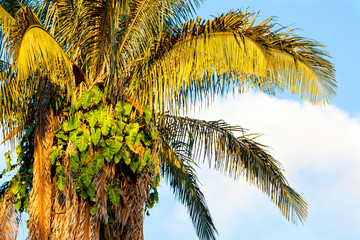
145 92 360 240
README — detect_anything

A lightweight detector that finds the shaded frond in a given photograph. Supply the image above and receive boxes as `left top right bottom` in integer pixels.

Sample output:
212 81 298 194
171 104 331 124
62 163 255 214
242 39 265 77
160 140 217 240
0 4 14 26
41 0 82 57
79 0 123 84
0 190 19 240
1 125 22 144
0 4 15 59
157 114 307 224
0 4 14 36
0 0 37 16
132 11 335 111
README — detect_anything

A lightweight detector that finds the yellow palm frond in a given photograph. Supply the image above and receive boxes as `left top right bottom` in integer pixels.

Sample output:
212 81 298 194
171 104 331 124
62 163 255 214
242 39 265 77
271 49 333 103
0 191 19 240
16 25 74 93
0 60 32 143
131 11 335 111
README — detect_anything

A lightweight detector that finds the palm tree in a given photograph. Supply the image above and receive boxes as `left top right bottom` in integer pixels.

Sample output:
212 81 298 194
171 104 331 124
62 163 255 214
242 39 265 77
0 0 335 239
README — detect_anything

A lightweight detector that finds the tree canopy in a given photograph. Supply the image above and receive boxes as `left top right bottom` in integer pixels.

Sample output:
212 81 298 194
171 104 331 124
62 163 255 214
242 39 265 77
0 0 335 239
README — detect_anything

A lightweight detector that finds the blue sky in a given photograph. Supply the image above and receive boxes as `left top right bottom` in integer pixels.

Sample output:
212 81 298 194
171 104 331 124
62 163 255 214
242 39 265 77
1 0 360 239
144 1 360 240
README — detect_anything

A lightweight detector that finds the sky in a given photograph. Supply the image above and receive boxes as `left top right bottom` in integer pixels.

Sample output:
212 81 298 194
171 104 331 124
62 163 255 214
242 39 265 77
143 0 360 240
1 0 359 239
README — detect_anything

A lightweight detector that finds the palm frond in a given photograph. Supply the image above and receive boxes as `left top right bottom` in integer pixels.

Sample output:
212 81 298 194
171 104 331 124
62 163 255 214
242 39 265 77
41 0 81 54
0 0 37 16
0 60 32 140
1 125 22 144
0 7 73 138
114 0 203 90
79 0 123 85
0 4 15 32
131 10 335 111
8 7 74 95
116 0 165 70
0 190 19 240
160 140 217 240
15 26 74 92
157 114 307 224
117 0 203 62
0 4 15 58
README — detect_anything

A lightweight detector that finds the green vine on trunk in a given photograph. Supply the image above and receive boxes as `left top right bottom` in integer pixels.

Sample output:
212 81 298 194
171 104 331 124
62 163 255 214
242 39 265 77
0 124 34 213
50 86 160 213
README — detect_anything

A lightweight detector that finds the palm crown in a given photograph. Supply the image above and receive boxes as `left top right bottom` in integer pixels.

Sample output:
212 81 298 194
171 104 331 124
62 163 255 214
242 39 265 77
0 0 335 239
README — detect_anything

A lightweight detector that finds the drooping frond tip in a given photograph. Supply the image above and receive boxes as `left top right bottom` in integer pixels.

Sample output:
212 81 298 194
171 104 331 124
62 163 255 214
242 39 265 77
240 136 308 224
160 140 218 240
157 114 307 224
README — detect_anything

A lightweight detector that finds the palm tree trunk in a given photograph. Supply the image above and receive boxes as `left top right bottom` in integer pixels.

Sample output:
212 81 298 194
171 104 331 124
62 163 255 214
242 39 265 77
0 191 18 240
117 175 148 240
48 165 148 240
28 107 57 239
128 175 148 240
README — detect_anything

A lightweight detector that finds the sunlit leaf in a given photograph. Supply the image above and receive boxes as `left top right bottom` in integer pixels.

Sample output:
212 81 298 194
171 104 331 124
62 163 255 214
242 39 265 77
90 127 101 145
85 111 98 128
76 129 90 152
57 175 65 191
93 152 104 173
70 153 80 173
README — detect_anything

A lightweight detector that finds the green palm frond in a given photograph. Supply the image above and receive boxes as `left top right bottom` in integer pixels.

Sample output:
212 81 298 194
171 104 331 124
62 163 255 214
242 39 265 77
0 4 15 54
114 0 203 85
79 0 122 84
131 10 335 111
41 0 81 54
116 0 169 71
116 0 204 61
0 60 31 137
157 114 307 224
0 3 15 24
160 140 217 240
